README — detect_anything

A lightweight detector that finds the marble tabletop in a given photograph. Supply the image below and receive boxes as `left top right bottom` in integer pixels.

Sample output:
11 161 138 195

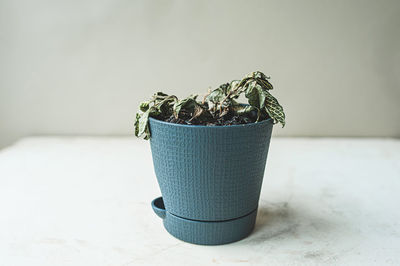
0 137 399 265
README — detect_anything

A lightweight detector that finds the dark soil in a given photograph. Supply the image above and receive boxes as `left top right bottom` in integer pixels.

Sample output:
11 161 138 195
157 110 270 126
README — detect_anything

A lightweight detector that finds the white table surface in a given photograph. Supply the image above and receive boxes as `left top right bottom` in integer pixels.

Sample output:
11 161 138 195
0 137 399 266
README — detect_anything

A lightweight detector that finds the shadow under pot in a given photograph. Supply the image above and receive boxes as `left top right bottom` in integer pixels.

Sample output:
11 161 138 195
148 117 273 245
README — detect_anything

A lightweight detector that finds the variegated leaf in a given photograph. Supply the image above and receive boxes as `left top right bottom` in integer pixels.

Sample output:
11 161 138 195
264 90 286 127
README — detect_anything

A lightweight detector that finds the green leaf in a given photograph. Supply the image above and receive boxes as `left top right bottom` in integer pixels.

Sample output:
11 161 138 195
246 71 268 80
134 113 140 137
226 81 238 98
157 100 172 116
154 92 168 98
205 88 225 104
139 101 150 112
235 105 256 115
264 90 286 127
190 105 205 120
137 110 150 139
245 83 266 110
152 92 170 102
149 107 161 117
257 78 273 90
173 95 198 118
155 96 176 117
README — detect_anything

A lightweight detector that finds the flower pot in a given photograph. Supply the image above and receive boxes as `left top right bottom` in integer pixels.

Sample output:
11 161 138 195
149 117 274 245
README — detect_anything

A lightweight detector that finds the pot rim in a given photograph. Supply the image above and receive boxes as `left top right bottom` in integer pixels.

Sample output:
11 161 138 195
149 117 273 129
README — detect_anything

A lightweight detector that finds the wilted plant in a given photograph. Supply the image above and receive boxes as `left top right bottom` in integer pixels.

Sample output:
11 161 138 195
134 71 286 139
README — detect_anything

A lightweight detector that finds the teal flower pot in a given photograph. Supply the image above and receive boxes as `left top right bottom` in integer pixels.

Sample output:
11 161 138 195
149 117 274 245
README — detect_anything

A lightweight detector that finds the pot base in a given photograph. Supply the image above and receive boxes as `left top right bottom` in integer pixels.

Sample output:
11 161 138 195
152 197 257 245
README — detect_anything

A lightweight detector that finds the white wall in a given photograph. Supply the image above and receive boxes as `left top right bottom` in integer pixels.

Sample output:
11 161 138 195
1 0 399 148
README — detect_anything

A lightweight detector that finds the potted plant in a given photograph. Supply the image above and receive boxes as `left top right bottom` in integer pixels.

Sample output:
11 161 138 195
134 71 285 245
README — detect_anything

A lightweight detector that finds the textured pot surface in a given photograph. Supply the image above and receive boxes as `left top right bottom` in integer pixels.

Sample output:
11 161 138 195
149 117 273 221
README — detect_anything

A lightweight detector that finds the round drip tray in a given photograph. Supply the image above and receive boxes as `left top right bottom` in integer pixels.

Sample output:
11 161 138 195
151 196 257 245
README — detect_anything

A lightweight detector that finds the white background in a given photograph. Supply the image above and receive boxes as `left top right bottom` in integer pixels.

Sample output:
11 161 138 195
1 0 399 148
